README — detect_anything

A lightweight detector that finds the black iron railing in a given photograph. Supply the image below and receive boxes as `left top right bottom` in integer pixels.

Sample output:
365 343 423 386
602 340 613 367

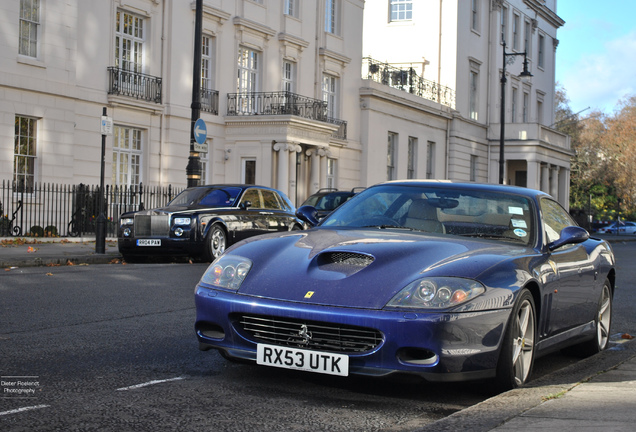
227 91 328 120
362 57 456 109
327 117 347 140
107 67 162 104
0 181 181 238
226 91 347 139
201 88 219 114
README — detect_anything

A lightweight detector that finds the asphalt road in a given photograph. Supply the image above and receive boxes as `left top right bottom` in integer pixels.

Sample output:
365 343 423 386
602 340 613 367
1 240 634 431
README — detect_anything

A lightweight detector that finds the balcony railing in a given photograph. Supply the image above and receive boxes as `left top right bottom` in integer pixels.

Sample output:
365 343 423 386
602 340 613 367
362 57 456 109
201 88 219 115
327 117 347 140
227 91 346 139
107 67 162 104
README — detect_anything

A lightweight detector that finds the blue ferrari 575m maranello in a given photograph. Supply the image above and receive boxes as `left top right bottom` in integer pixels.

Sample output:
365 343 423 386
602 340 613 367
194 181 615 390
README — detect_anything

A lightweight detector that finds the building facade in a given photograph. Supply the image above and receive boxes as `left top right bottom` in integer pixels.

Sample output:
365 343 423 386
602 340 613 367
1 0 570 209
362 0 571 206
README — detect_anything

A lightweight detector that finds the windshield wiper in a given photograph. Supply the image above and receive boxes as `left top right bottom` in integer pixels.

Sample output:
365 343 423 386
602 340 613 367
459 233 525 242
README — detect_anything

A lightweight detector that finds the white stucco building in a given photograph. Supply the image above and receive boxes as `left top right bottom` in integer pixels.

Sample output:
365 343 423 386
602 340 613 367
1 0 571 209
362 0 571 205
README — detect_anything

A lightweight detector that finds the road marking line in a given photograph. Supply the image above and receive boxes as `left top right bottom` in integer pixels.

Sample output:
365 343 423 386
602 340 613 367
116 376 185 391
0 405 50 416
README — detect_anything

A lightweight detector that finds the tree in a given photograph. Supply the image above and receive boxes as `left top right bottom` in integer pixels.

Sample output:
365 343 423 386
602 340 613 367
557 85 636 222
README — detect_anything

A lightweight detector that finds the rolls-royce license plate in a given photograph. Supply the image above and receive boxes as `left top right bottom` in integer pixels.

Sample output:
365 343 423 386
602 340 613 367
256 344 349 376
137 239 161 246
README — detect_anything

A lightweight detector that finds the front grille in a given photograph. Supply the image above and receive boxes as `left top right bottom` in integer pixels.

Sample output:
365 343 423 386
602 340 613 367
237 314 383 353
135 215 169 236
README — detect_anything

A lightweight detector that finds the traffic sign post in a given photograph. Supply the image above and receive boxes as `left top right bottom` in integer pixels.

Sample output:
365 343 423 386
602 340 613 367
193 118 208 153
96 107 110 254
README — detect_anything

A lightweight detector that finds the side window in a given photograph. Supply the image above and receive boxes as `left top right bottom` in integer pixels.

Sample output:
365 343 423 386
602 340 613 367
541 198 576 244
261 190 282 210
241 189 262 208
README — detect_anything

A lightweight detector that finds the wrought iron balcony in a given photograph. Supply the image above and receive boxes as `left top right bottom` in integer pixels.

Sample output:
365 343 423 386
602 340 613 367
107 67 162 104
227 91 327 120
362 57 456 109
227 91 346 139
201 88 219 115
327 117 347 140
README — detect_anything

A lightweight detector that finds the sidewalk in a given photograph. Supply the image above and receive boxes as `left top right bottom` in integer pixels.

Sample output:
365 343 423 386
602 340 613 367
0 236 121 268
417 336 636 432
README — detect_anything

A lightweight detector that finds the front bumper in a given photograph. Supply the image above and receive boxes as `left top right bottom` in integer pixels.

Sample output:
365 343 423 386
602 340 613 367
118 237 204 257
195 285 511 382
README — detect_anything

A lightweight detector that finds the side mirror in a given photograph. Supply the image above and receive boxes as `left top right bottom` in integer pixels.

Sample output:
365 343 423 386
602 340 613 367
240 200 252 210
548 226 589 251
296 205 320 227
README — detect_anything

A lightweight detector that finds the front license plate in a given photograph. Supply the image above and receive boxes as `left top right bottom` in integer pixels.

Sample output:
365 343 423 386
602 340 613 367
256 344 349 377
137 239 161 246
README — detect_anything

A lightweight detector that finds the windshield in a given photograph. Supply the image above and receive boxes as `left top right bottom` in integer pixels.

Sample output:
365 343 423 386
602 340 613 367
168 187 242 207
311 192 352 211
321 184 534 245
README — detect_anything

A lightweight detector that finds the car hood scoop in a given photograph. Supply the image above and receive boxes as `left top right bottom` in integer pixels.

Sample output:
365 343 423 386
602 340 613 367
315 251 375 276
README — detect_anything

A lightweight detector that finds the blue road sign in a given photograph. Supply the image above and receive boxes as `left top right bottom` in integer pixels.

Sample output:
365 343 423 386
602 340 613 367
194 118 207 145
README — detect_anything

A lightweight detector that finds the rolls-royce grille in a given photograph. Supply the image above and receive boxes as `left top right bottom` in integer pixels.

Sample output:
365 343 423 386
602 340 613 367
135 215 170 236
237 315 383 353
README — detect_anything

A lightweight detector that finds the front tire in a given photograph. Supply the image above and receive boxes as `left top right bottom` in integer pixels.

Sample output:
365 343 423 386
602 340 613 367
495 289 536 391
204 224 227 262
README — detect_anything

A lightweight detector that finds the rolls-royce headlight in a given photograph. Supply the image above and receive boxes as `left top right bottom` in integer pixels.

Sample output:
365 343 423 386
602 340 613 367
173 217 191 225
200 255 252 291
386 277 485 309
120 217 134 226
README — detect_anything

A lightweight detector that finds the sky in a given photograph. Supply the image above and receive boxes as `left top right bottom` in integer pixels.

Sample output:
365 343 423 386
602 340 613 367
555 1 636 116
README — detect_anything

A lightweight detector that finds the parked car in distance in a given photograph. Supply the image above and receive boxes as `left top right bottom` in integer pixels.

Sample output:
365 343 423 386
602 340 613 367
118 184 303 262
606 221 636 234
596 221 636 234
300 187 364 219
194 181 615 391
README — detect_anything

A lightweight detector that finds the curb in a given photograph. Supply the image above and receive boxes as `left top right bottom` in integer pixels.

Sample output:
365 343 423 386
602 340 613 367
413 338 636 432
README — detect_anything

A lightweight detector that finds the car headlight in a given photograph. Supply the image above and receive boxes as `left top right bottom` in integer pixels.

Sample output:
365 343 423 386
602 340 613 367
386 277 485 309
120 217 134 226
173 217 191 225
200 255 252 291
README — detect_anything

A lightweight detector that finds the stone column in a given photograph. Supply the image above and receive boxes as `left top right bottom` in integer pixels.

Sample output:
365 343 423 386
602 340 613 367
317 147 331 189
273 142 290 196
540 163 550 193
288 143 302 204
307 148 320 195
550 165 559 199
526 160 540 191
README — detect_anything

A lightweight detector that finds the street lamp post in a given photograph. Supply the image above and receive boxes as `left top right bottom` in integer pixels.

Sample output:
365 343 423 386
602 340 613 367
186 0 203 187
499 40 532 185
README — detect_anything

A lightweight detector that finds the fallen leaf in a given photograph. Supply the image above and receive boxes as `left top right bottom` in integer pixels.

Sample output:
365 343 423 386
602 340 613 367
621 333 634 340
45 272 53 276
66 260 75 266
